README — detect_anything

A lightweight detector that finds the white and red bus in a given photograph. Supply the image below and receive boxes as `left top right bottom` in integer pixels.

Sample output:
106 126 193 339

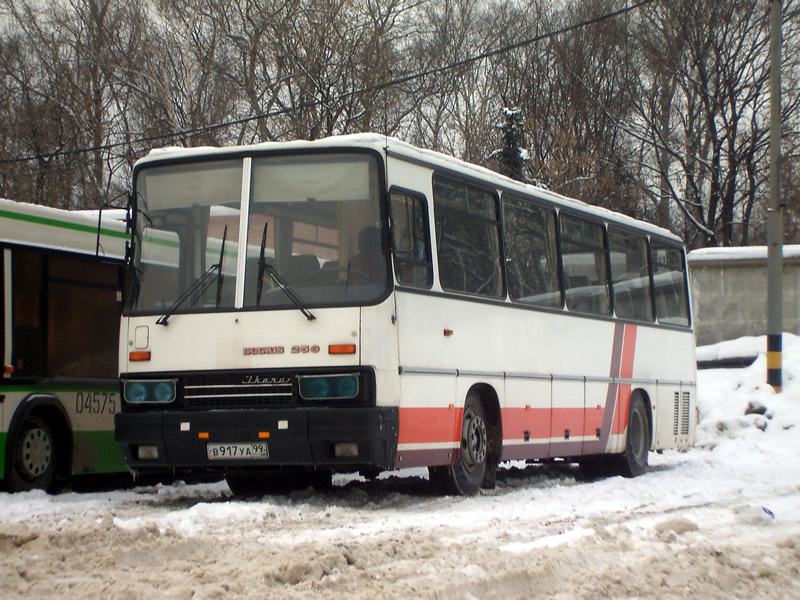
115 134 696 495
1 198 128 491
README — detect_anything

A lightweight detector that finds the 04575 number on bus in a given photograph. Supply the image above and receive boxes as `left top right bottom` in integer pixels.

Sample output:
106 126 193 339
75 392 117 415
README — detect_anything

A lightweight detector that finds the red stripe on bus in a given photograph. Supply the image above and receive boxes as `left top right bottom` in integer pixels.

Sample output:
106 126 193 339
397 407 461 444
501 407 551 440
620 324 637 379
399 324 641 456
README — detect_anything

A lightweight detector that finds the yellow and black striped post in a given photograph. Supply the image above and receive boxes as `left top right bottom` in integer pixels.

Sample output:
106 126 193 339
767 334 782 392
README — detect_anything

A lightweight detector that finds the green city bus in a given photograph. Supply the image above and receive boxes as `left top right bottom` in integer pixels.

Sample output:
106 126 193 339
1 198 129 491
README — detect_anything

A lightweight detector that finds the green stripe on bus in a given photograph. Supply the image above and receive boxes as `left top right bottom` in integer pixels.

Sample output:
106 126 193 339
0 208 129 240
73 431 128 474
139 232 181 250
0 385 119 393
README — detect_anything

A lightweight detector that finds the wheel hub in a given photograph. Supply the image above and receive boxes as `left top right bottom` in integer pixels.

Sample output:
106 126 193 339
19 427 52 481
462 408 487 469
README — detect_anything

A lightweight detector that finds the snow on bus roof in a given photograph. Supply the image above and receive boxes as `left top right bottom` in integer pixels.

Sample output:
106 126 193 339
137 133 681 243
0 197 127 260
688 245 800 263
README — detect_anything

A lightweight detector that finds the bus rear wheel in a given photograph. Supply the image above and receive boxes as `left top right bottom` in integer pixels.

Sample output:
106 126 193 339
429 392 488 496
7 415 57 492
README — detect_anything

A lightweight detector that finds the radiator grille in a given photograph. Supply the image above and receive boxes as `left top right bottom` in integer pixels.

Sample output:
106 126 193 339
182 374 294 410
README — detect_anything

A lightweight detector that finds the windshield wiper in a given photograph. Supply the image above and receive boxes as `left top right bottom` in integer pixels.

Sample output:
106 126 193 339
156 226 228 326
256 222 269 306
255 223 315 321
214 225 228 307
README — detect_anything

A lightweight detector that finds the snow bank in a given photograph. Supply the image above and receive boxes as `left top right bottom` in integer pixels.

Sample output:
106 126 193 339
696 333 800 448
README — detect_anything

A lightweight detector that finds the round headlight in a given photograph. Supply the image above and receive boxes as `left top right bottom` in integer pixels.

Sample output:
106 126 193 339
126 382 148 403
302 378 329 399
153 381 175 403
308 378 330 398
336 376 357 398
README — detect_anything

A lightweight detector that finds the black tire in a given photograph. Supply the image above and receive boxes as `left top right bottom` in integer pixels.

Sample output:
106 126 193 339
577 455 612 481
429 392 488 496
225 473 266 497
7 415 57 492
612 395 651 478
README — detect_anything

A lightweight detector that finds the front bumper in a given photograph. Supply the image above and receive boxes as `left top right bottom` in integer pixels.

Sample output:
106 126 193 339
115 406 398 473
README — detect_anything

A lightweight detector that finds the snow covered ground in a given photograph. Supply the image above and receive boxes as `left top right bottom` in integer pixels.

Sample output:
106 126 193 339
2 336 800 599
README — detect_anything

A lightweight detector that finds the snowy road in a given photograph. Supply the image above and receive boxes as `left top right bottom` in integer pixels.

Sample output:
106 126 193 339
2 338 800 599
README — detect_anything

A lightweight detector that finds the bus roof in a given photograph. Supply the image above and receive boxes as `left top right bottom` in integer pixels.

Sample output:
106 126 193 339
135 133 682 244
0 198 127 261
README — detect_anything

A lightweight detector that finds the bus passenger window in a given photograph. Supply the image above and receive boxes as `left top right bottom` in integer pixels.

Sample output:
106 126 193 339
651 242 690 326
503 195 561 308
390 192 432 288
433 176 503 298
559 214 611 315
608 228 654 321
47 255 122 379
12 249 45 376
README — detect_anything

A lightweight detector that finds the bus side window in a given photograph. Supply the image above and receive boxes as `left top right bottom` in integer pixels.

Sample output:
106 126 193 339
651 242 690 326
433 176 503 298
47 254 121 379
608 227 654 322
560 214 611 315
0 250 4 374
503 195 561 308
12 249 45 377
390 192 432 288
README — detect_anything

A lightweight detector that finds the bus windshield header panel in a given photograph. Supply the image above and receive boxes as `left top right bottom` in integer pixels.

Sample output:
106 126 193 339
128 151 387 316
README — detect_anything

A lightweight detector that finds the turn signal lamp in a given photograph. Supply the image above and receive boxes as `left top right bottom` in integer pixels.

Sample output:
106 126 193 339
328 344 356 355
129 351 151 362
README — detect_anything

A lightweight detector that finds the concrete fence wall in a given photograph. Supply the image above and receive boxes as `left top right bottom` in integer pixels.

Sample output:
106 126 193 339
687 246 800 347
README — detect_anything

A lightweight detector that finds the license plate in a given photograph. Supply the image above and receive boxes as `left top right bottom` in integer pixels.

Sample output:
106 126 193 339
207 442 269 460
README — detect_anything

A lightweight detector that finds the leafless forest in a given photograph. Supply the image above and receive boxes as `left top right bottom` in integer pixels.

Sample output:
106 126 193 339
1 0 799 248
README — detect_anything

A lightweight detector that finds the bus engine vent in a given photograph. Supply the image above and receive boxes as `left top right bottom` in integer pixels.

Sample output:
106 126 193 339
680 391 691 435
183 374 294 409
673 391 691 437
673 392 680 437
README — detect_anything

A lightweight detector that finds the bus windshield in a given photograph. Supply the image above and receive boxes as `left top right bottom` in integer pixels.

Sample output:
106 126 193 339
127 152 386 315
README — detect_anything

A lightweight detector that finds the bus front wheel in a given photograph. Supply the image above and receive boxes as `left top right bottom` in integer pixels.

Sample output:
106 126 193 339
613 395 650 478
429 392 488 496
7 415 57 492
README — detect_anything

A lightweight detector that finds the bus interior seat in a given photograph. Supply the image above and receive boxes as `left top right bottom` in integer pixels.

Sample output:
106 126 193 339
285 254 320 285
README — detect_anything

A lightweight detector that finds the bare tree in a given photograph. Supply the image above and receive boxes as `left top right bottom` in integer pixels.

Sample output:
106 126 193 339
0 0 146 208
1 0 798 247
626 0 800 247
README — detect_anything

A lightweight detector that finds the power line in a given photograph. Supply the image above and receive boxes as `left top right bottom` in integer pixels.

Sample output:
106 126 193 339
0 0 656 166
